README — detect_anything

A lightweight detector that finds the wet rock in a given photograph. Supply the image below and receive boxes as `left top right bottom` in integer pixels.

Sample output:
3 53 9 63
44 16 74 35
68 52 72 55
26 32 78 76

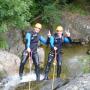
40 78 69 90
16 73 90 90
15 78 68 90
37 47 45 64
6 29 24 57
86 49 90 55
57 73 90 90
0 50 20 78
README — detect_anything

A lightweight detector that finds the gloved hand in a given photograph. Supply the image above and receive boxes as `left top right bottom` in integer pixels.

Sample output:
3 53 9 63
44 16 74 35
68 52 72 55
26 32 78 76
65 29 70 37
48 30 51 37
54 47 57 51
26 48 31 53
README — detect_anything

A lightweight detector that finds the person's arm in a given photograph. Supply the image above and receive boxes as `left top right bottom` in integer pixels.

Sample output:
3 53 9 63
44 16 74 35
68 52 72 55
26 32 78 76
63 37 72 43
64 29 72 43
25 32 31 49
39 35 47 45
49 36 55 48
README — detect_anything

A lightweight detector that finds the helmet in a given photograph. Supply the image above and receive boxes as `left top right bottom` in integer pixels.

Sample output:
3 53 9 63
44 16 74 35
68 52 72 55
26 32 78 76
35 23 42 29
56 26 63 31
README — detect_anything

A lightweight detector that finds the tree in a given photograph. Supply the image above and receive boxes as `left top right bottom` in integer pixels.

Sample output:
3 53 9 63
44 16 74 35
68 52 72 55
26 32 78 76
0 0 33 32
42 4 61 31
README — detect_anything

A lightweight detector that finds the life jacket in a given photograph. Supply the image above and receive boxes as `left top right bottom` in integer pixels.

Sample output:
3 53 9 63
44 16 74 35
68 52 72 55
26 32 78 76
26 30 40 52
53 33 63 53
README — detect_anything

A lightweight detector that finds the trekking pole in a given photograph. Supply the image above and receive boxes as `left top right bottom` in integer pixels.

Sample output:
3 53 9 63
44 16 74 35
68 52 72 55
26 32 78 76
51 50 57 90
28 52 32 90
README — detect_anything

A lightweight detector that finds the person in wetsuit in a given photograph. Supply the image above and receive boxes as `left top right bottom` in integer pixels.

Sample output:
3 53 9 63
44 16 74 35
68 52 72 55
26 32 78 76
19 23 47 81
44 25 72 80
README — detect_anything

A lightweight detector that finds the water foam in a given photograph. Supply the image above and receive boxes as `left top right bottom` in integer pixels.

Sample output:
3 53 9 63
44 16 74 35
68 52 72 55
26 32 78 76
1 71 44 90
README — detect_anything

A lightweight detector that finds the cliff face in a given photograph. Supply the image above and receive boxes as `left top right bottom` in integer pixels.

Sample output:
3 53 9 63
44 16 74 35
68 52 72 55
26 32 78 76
61 12 90 43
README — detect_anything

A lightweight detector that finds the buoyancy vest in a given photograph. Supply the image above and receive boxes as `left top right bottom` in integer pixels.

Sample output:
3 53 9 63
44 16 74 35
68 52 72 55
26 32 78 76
26 30 40 52
54 33 63 53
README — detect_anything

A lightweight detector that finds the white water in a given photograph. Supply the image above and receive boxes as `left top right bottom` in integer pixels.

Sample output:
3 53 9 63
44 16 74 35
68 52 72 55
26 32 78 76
1 71 44 90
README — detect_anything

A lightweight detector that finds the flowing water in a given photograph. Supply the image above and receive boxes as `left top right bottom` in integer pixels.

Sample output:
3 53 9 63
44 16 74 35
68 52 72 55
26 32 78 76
0 43 90 90
0 71 44 90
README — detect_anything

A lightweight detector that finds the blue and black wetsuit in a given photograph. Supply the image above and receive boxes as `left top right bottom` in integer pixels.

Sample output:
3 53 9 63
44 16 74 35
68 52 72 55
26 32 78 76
19 30 47 81
44 33 71 79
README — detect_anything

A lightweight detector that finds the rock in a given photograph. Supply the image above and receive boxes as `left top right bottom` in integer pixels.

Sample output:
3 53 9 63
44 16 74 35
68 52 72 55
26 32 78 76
0 50 20 78
6 29 24 57
86 49 90 55
57 73 90 90
37 47 45 64
61 12 90 43
15 78 67 90
15 74 90 90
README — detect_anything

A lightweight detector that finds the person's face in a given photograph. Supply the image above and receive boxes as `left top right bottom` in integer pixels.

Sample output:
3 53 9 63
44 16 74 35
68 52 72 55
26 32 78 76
34 27 41 33
57 30 63 35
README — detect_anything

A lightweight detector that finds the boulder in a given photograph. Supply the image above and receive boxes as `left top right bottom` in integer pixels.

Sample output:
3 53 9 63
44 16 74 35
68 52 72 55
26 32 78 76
58 74 90 90
37 47 45 64
0 50 20 78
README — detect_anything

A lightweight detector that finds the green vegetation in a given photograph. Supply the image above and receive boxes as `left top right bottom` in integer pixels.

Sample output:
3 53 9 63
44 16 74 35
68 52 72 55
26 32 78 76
0 0 90 32
64 3 89 15
0 0 33 33
0 0 90 48
0 33 8 49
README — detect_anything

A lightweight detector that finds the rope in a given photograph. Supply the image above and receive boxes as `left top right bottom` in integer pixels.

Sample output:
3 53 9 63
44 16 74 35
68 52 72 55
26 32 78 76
51 50 57 90
28 52 32 90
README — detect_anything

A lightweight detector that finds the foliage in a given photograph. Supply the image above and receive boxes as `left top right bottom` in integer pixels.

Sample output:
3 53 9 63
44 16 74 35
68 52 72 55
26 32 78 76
42 4 61 30
63 4 89 15
0 33 8 49
0 0 90 32
0 0 90 49
0 0 33 32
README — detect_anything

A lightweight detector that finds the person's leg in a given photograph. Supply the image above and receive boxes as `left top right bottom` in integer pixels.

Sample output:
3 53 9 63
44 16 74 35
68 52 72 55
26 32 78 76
57 53 62 78
44 51 55 80
32 52 40 81
19 50 28 79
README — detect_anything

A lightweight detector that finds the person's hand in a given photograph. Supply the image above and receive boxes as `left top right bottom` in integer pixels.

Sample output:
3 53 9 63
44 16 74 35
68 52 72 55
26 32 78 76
26 48 31 53
54 46 57 51
48 30 51 37
65 29 70 37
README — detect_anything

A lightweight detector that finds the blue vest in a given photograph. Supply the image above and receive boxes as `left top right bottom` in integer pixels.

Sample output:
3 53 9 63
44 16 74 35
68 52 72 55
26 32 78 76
26 31 40 52
54 33 63 52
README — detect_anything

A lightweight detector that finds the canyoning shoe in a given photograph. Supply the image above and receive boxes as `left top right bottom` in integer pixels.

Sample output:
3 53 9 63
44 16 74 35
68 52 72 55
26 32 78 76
19 73 23 80
43 77 49 80
36 77 40 81
20 76 22 80
19 75 23 80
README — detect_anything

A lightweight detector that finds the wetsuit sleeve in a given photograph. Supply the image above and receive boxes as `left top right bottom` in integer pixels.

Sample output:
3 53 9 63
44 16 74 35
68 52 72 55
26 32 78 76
39 36 47 45
25 32 31 48
49 36 54 48
64 37 72 43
